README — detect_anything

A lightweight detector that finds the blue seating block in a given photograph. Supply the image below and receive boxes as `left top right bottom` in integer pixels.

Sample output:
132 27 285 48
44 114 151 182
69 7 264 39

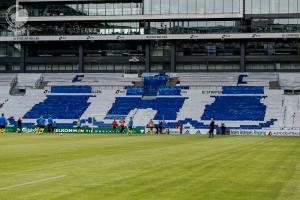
106 97 141 119
24 95 94 119
201 96 266 121
126 87 144 96
159 87 181 96
106 97 186 120
144 75 169 96
51 86 92 93
222 86 264 94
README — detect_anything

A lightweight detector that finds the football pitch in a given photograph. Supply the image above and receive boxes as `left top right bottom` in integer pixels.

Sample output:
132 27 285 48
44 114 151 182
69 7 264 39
0 134 299 200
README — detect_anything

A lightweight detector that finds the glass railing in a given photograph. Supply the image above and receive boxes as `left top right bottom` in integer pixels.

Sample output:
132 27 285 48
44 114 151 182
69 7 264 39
1 25 300 37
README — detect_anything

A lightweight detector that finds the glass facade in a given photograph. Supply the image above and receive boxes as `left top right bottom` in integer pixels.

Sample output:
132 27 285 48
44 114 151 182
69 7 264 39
0 43 21 57
147 20 241 34
176 41 240 56
144 0 240 14
23 1 143 17
2 0 300 73
245 0 300 14
25 64 79 72
246 41 300 56
22 0 241 17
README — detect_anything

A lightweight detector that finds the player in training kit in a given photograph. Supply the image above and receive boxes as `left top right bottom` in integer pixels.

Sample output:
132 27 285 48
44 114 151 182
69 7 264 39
148 119 154 134
77 119 82 133
47 116 54 134
36 116 46 135
0 113 7 136
119 118 125 134
112 119 118 134
209 118 215 138
17 118 22 133
127 117 133 135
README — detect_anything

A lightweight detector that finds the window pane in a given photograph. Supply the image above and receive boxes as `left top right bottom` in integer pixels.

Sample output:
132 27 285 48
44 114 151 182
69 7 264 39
152 0 161 14
170 0 179 13
252 0 260 14
233 0 240 13
188 0 197 13
289 0 298 13
224 0 233 13
206 0 215 13
161 0 169 14
215 0 224 13
279 0 288 13
97 4 106 15
114 3 122 15
270 0 279 13
89 4 97 16
197 0 205 13
106 3 113 15
179 0 188 14
245 0 252 14
144 0 151 14
261 0 270 14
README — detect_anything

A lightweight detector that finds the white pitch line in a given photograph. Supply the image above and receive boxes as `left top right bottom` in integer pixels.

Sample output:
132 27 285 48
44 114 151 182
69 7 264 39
0 175 66 191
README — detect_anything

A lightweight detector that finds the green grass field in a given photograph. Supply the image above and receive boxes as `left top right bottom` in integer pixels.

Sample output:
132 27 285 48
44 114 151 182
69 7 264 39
0 134 299 200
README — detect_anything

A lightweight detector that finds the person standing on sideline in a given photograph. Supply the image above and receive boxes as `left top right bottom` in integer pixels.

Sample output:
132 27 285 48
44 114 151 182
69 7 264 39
127 117 133 135
53 121 56 133
162 120 167 134
179 124 183 135
209 118 215 138
36 115 46 135
112 119 118 134
76 119 82 134
0 113 7 136
158 121 163 134
47 116 54 134
221 123 226 135
119 118 125 134
148 119 154 134
17 118 22 133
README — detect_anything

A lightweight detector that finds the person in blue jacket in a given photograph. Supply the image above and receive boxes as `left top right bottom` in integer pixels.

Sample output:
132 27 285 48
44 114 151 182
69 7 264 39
47 116 54 133
0 113 7 135
36 115 46 135
162 120 168 134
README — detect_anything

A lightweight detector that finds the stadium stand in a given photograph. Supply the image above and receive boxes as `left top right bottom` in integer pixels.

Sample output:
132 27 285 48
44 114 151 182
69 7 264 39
1 72 300 131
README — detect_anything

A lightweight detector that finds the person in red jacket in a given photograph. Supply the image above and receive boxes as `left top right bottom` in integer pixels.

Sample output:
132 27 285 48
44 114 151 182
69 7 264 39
112 119 118 134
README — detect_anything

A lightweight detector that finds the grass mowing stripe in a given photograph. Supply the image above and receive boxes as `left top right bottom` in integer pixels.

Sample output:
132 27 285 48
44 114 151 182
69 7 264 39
0 175 66 191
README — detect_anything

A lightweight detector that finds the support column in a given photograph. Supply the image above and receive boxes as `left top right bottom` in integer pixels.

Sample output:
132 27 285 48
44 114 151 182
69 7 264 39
170 43 176 72
79 43 84 73
240 42 246 72
145 43 150 72
20 42 26 73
